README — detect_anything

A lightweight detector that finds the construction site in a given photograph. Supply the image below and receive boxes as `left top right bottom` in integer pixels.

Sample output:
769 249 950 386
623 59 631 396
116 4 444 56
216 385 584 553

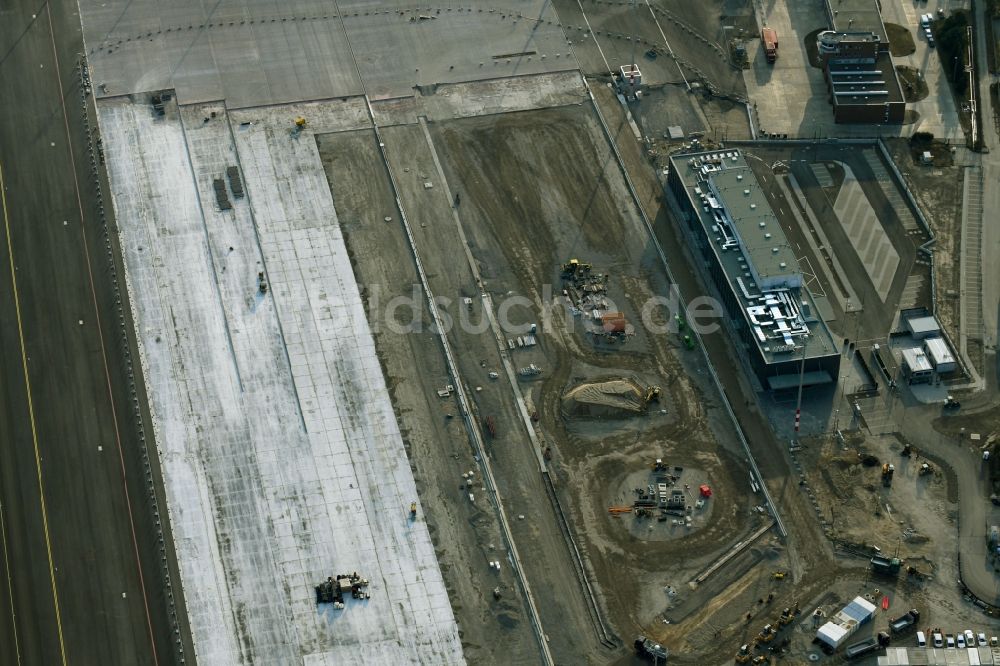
2 0 999 663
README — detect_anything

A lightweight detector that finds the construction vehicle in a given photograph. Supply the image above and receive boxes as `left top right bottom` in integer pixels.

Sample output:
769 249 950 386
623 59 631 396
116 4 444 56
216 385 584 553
757 624 776 643
944 395 961 410
870 554 902 576
644 386 661 404
634 636 669 661
518 364 542 377
290 116 307 139
735 644 752 663
889 609 920 634
761 27 778 63
772 571 786 581
881 463 895 487
653 458 668 472
410 502 417 519
561 258 592 278
751 657 769 665
918 462 933 476
315 572 370 608
778 608 795 627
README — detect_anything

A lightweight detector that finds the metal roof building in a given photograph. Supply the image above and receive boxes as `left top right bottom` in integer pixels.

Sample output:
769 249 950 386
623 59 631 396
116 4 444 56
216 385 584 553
816 596 877 649
901 347 934 383
906 315 942 339
667 150 841 390
923 337 957 373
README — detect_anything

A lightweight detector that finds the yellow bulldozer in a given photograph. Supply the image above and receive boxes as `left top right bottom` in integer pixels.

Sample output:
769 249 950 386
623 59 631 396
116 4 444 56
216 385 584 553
735 644 752 663
561 258 592 278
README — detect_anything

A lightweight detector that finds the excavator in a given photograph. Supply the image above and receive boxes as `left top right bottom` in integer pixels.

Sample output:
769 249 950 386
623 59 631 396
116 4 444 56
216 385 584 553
735 644 752 663
644 385 661 405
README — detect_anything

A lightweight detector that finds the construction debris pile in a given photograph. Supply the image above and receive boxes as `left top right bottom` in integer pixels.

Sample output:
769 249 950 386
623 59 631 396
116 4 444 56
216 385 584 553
314 572 371 610
609 459 711 525
561 378 659 418
559 259 634 343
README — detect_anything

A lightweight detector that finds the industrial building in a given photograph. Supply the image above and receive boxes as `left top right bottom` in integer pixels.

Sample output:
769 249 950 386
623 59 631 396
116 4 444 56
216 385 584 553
817 0 906 124
923 337 957 374
667 150 841 390
816 596 877 649
901 347 934 384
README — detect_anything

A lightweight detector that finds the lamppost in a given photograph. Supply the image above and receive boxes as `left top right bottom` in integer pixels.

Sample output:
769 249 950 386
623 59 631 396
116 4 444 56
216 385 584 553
793 334 810 445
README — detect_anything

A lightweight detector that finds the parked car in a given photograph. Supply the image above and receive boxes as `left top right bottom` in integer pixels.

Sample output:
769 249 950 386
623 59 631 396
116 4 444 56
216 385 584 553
916 631 927 647
947 634 956 648
978 632 988 647
957 633 966 649
933 632 944 648
965 630 976 647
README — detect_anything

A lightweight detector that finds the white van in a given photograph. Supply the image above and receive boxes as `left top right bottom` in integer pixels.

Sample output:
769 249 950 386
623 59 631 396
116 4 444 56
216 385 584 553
916 631 927 647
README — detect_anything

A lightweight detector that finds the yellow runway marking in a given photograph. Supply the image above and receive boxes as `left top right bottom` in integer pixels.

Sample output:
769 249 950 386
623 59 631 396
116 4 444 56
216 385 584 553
0 161 68 665
0 499 22 664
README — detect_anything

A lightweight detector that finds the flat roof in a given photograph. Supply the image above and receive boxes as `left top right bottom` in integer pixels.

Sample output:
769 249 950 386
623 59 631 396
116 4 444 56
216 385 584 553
829 52 905 106
825 0 886 40
906 315 941 335
901 347 933 373
924 337 955 366
669 150 840 365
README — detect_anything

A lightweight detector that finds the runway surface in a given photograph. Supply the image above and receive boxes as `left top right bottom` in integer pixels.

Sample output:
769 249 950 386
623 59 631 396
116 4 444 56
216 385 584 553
0 1 182 663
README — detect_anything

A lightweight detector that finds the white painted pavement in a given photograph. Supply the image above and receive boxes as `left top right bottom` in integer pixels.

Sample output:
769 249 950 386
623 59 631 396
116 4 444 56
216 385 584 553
833 171 900 302
98 96 464 665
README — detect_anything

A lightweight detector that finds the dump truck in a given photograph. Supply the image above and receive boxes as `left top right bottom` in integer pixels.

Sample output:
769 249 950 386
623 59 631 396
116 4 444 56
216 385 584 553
889 609 920 634
762 28 778 63
870 554 902 576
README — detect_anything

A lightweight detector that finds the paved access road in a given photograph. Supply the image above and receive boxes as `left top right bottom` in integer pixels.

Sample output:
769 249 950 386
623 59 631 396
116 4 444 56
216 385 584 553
0 1 182 664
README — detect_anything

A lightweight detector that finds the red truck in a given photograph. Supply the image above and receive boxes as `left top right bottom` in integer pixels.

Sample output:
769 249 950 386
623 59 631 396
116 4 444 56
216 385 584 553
762 27 778 63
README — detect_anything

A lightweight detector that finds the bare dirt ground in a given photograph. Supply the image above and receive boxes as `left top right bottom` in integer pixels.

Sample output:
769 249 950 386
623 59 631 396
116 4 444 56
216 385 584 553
795 430 997 643
426 105 797 661
317 131 540 665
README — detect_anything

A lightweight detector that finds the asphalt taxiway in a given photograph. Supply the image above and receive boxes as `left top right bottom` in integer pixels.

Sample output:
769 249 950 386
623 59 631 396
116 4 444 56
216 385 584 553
0 1 185 663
